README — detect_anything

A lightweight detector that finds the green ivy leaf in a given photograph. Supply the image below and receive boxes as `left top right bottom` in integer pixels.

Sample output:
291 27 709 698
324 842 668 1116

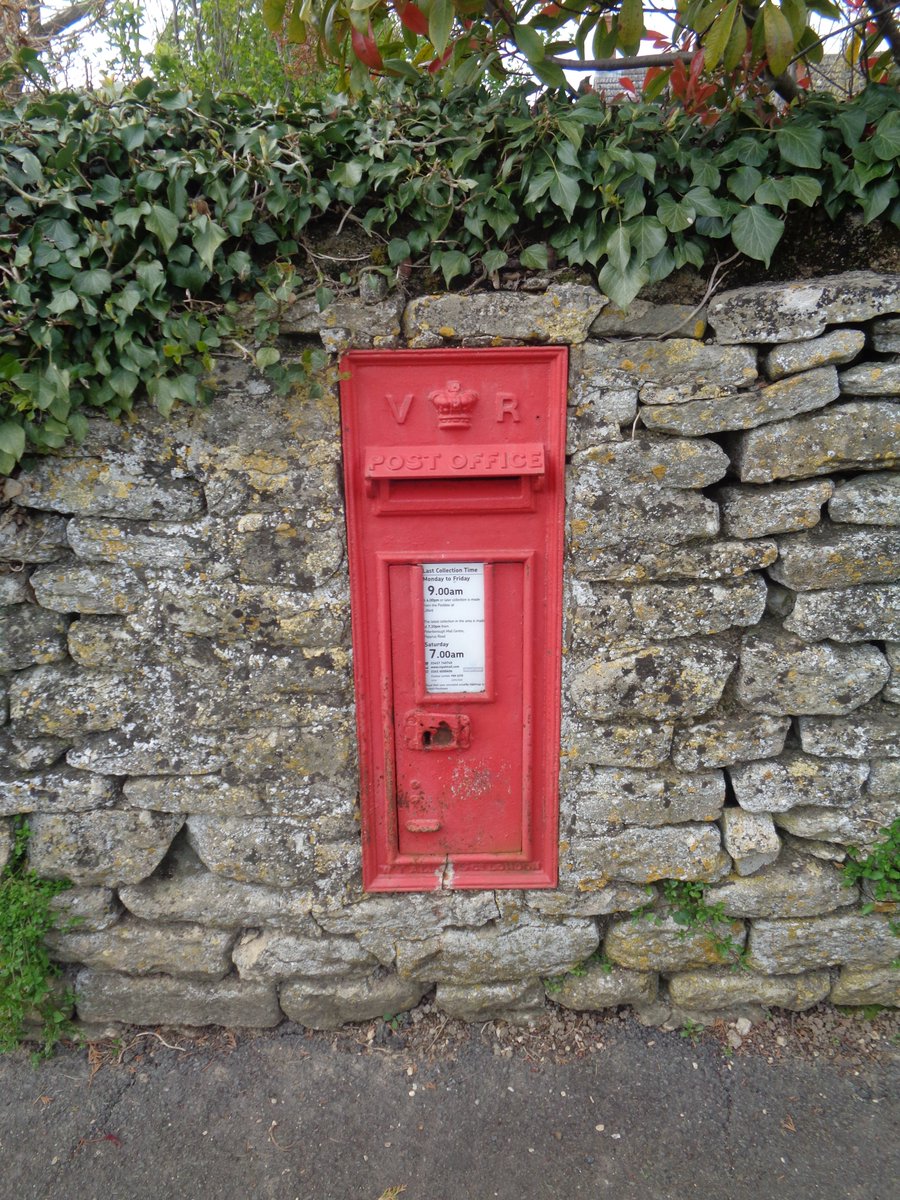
481 249 508 273
192 216 228 271
72 268 112 297
437 249 471 285
871 111 900 162
731 204 784 264
147 205 180 253
776 123 824 169
0 422 26 460
46 289 79 315
598 258 650 310
728 165 763 203
256 347 282 369
520 243 549 270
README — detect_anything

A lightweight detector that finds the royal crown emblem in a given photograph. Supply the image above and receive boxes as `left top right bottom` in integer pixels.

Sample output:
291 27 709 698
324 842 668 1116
429 380 478 430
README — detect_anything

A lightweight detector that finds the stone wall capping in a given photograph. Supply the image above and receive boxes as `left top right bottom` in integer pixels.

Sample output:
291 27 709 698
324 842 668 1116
708 270 900 344
1 271 896 1032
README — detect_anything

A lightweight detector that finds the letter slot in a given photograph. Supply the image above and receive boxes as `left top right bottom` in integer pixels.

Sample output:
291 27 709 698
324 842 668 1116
340 348 567 891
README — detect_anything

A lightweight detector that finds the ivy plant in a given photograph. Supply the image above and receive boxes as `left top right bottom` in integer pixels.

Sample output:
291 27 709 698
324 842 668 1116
1 78 898 474
0 821 74 1060
842 819 900 913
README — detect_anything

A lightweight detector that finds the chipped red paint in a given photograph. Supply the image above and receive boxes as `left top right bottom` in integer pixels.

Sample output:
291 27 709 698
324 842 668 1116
340 348 567 891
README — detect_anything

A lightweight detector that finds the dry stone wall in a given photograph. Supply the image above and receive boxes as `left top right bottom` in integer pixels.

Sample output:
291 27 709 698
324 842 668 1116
0 269 898 1033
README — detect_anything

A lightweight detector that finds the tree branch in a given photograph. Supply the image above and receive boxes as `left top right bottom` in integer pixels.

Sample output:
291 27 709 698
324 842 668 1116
34 0 106 42
546 51 693 71
865 0 900 69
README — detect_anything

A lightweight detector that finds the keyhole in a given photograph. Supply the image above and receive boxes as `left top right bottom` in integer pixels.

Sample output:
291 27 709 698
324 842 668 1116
432 721 453 747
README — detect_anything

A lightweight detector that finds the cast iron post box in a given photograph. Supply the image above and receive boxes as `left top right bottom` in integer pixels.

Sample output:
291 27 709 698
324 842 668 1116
340 347 567 891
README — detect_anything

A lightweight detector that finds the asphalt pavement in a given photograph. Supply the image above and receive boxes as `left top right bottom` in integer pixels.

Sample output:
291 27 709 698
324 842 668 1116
0 1016 896 1200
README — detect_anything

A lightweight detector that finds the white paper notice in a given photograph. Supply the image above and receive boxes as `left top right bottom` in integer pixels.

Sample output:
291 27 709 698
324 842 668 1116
423 562 486 694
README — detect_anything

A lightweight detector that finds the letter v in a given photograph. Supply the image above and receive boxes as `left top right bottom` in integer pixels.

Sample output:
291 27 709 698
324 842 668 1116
385 393 414 423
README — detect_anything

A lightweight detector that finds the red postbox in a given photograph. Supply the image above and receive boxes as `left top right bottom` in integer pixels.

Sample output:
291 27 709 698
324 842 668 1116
340 347 567 891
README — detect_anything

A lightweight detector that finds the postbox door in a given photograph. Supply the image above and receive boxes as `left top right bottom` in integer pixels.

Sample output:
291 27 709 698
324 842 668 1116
388 559 528 858
340 346 567 891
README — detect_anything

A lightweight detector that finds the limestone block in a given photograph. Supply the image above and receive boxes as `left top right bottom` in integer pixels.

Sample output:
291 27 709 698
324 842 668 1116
314 893 499 955
728 752 869 814
524 880 652 919
720 809 781 876
568 478 719 552
574 338 756 389
734 624 888 715
728 401 900 482
18 457 204 519
549 961 657 1010
886 642 900 704
435 981 547 1025
75 969 282 1028
570 638 737 720
604 912 746 972
668 969 830 1011
573 539 777 585
566 401 627 453
570 576 765 644
186 816 320 889
573 764 725 832
9 664 132 737
0 572 31 604
839 361 900 395
763 329 866 380
232 514 345 590
0 731 68 772
68 730 230 775
30 564 147 614
67 517 230 574
872 317 900 353
774 799 896 847
770 523 900 590
280 972 430 1029
49 887 120 933
48 916 236 980
829 472 900 527
798 706 900 759
0 768 118 815
561 717 673 768
780 833 847 862
561 825 730 887
130 576 347 648
402 284 606 345
716 480 833 539
65 617 153 669
830 966 900 1007
867 759 900 796
121 870 316 932
590 300 707 340
0 510 69 563
281 293 404 346
784 584 900 643
391 915 600 984
568 344 637 437
641 366 839 435
708 271 900 343
123 776 268 817
0 818 12 872
671 712 789 771
572 434 729 488
26 811 183 885
199 440 340 518
233 929 376 981
747 913 900 974
707 847 855 917
0 606 68 671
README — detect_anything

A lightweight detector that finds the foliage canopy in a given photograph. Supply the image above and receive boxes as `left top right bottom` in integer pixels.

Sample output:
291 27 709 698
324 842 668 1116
1 77 899 473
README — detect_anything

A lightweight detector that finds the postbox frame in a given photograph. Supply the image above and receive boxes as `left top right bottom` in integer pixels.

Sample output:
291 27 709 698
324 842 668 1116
340 347 567 892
